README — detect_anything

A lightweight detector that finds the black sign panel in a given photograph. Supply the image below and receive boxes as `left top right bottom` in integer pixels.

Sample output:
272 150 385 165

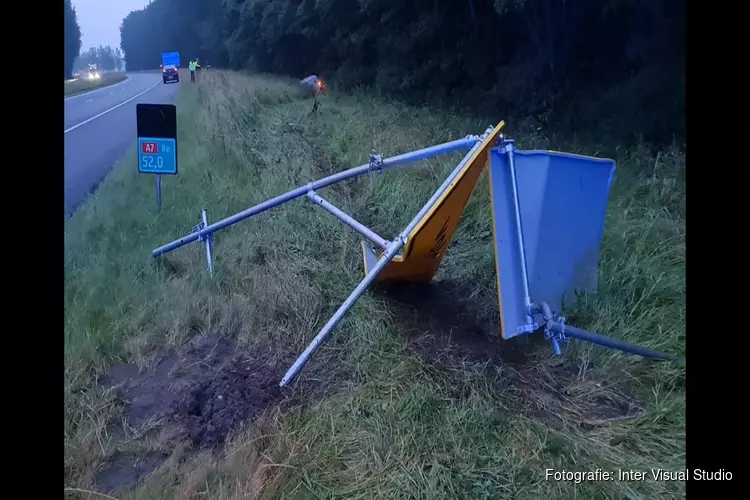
136 103 177 139
136 104 178 175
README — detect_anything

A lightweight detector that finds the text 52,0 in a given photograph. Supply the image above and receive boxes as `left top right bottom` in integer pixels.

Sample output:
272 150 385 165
142 155 165 170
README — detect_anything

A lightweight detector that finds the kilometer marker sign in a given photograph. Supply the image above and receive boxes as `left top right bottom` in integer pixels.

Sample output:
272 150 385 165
138 137 177 174
136 103 178 211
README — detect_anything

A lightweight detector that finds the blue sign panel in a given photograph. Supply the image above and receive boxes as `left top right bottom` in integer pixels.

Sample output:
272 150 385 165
488 147 615 339
161 51 181 67
138 137 177 175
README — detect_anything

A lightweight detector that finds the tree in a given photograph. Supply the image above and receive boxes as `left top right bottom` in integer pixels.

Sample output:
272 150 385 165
73 45 123 73
117 0 685 146
97 45 117 71
114 48 125 71
64 0 82 79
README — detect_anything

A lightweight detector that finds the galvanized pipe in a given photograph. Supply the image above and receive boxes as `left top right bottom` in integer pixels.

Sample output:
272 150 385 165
280 237 406 386
156 174 162 211
400 126 494 238
505 142 533 321
279 127 496 386
307 191 389 250
201 208 214 276
547 321 678 362
152 135 481 258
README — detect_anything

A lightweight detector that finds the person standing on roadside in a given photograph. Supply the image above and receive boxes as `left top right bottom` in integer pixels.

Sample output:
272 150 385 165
188 59 200 83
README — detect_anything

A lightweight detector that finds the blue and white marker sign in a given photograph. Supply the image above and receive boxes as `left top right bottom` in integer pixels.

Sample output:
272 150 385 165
136 103 178 211
138 137 177 174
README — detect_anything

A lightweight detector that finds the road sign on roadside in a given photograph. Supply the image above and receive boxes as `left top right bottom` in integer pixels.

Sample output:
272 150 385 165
136 103 178 210
138 137 177 174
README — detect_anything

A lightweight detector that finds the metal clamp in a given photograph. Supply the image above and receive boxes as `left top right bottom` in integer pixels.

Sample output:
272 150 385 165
501 138 516 154
369 150 384 173
516 322 538 335
544 316 567 356
192 221 206 241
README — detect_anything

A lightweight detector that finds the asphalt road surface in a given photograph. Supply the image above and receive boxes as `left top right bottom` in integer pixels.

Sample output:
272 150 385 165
64 72 181 216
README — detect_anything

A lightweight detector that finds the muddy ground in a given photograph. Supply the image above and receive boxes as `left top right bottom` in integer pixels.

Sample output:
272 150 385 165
93 333 303 493
91 280 642 494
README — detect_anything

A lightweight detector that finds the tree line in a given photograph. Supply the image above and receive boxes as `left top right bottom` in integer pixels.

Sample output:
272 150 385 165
64 0 81 79
119 0 684 147
64 2 125 77
74 46 125 73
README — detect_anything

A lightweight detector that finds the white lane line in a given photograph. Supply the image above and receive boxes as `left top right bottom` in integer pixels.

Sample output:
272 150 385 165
64 75 131 101
64 80 161 134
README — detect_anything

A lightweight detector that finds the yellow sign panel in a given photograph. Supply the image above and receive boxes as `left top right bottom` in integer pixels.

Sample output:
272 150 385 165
362 121 505 282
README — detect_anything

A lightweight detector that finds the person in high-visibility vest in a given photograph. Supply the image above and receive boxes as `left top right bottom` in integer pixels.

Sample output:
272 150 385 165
188 59 201 83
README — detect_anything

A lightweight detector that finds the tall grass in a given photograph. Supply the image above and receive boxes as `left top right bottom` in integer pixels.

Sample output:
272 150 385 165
65 71 685 499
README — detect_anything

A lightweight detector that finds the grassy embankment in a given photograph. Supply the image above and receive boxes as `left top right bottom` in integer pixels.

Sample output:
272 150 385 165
65 72 128 97
65 70 685 499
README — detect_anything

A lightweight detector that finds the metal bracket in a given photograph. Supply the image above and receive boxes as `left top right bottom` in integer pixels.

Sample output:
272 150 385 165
516 322 538 335
544 316 567 355
193 209 215 276
500 138 516 154
369 150 384 174
192 221 206 241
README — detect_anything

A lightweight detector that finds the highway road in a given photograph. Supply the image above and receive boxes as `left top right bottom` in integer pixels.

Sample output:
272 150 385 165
64 72 181 216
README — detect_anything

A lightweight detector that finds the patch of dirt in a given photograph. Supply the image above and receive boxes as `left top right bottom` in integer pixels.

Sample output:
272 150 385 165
95 334 310 493
375 279 644 430
375 280 533 366
172 354 286 448
102 335 297 446
94 452 168 495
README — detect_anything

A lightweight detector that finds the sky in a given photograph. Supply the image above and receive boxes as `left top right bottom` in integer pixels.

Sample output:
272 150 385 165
74 0 150 51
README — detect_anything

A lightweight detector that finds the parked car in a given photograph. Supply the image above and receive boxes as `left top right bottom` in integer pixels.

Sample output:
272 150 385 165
162 64 179 84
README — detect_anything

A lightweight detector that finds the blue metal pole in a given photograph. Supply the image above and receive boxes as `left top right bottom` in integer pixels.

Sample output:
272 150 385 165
152 135 481 258
307 191 390 250
379 135 481 169
548 322 678 361
504 141 533 323
280 237 405 386
156 174 162 211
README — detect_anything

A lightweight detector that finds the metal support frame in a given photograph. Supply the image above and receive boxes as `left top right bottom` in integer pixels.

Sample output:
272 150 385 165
503 140 534 330
501 141 678 362
201 209 214 276
152 134 484 258
547 321 677 361
307 191 390 250
529 301 676 361
280 127 495 386
279 237 405 387
192 209 214 276
150 123 678 384
156 174 162 211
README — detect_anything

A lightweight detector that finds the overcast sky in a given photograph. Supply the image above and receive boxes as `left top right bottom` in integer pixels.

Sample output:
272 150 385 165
74 0 150 51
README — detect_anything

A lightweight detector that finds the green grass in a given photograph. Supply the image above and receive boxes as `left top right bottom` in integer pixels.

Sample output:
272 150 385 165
64 72 127 97
64 71 685 499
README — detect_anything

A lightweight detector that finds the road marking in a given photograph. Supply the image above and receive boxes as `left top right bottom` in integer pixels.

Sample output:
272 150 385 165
64 75 131 101
64 80 161 134
85 98 93 103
